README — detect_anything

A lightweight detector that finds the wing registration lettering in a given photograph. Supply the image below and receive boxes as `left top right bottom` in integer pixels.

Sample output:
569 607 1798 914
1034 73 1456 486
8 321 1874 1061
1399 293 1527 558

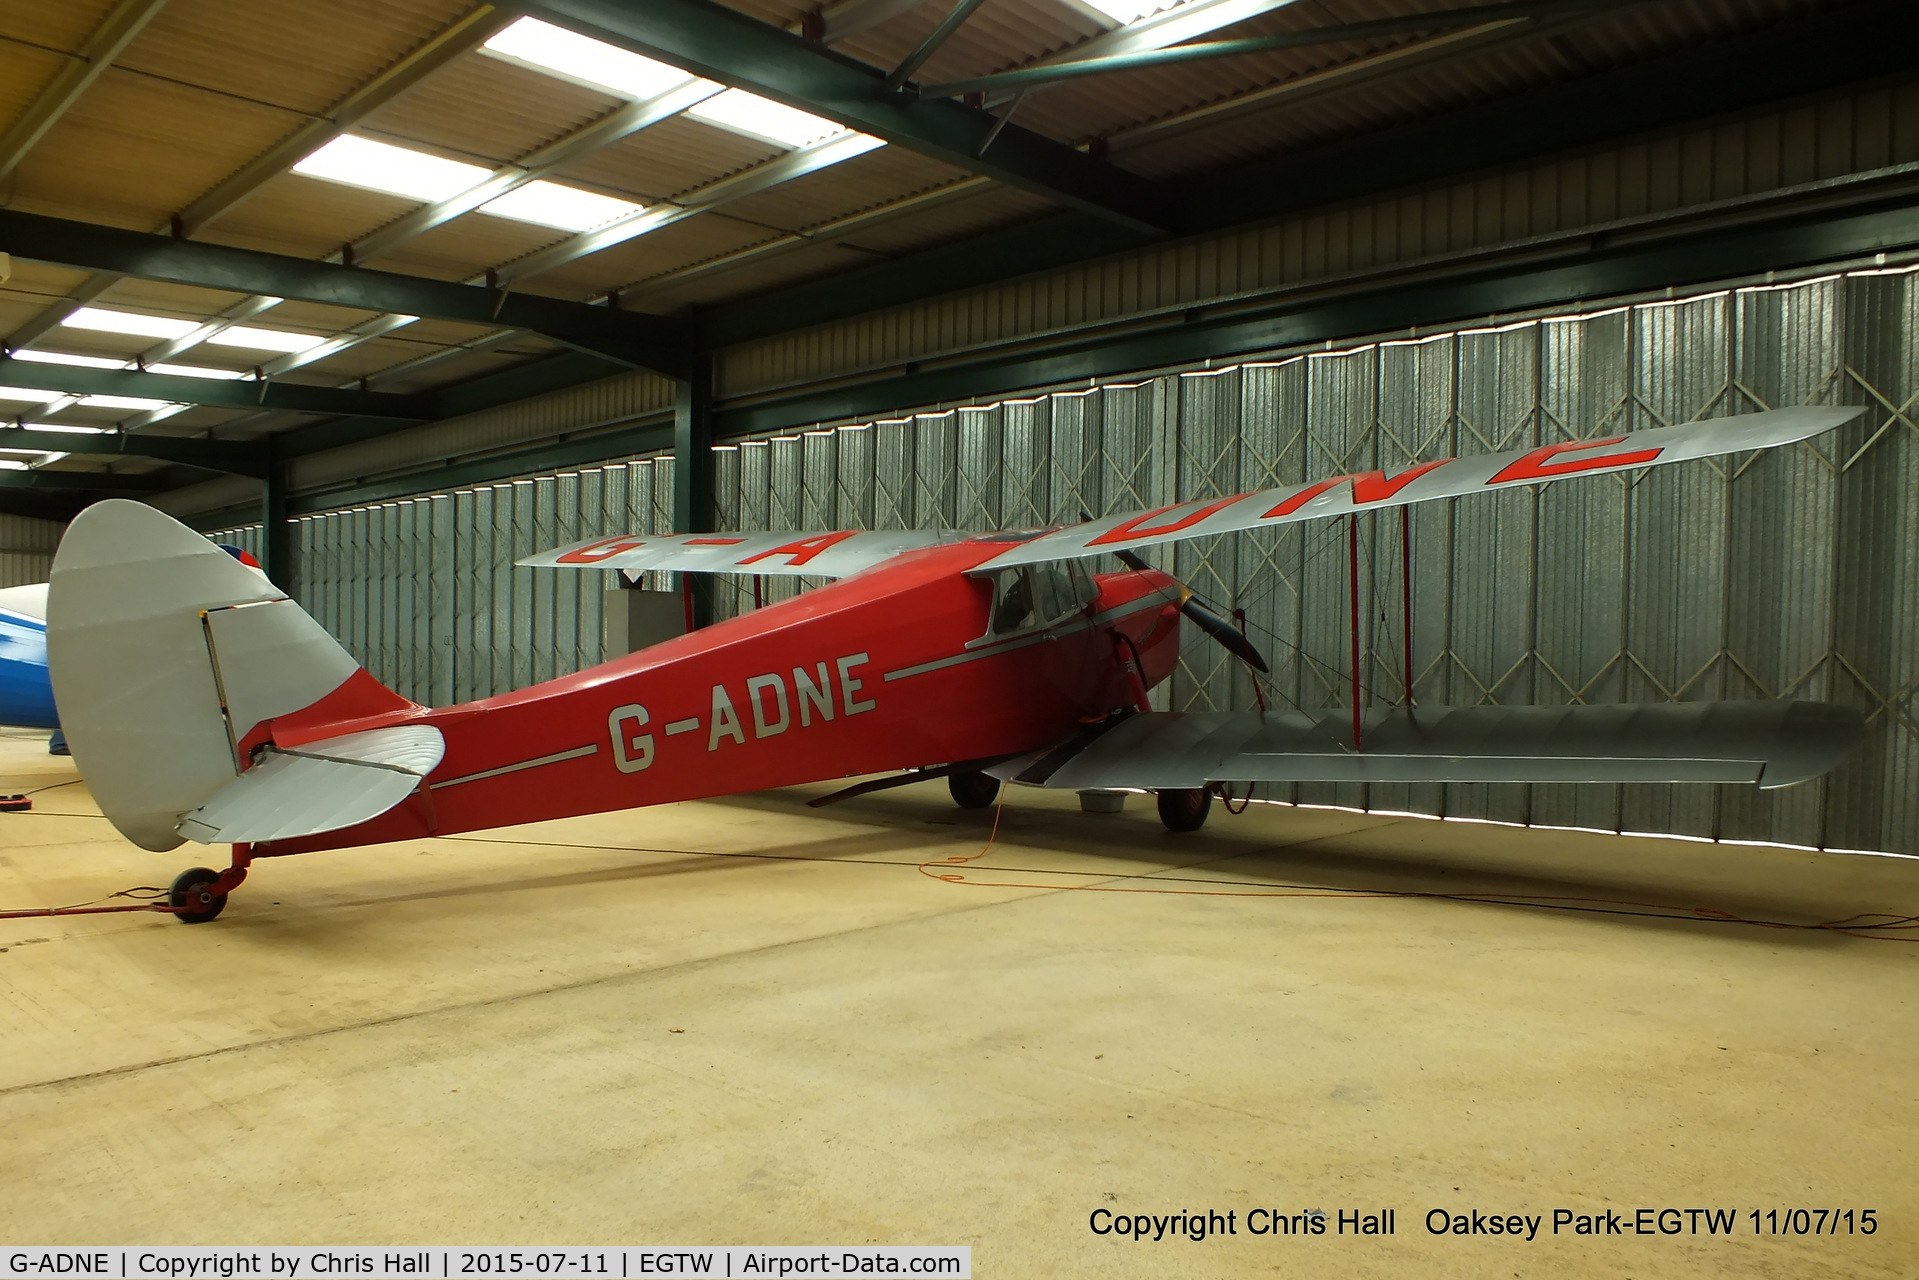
1487 437 1662 485
1261 459 1450 519
737 531 860 567
1088 495 1249 546
555 535 647 564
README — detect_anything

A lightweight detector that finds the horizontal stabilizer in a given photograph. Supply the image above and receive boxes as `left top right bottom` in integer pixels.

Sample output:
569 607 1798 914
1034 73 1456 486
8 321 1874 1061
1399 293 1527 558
521 529 954 578
178 725 444 845
988 701 1864 790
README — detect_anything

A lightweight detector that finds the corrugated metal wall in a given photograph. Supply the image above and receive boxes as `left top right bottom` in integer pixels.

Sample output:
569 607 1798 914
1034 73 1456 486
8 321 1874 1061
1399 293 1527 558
222 263 1916 855
209 454 673 704
0 514 63 587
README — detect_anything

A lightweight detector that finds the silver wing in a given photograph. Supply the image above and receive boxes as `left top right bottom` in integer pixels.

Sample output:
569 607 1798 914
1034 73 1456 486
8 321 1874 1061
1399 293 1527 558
975 406 1862 570
988 701 1866 791
524 408 1859 579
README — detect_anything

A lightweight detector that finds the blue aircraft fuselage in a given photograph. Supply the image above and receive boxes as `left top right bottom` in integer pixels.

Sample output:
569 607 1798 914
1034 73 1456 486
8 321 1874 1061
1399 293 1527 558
0 604 56 729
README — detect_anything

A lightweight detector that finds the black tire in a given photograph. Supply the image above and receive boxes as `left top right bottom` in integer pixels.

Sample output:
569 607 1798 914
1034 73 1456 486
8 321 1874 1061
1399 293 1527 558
1156 787 1212 832
169 867 228 924
948 769 1001 809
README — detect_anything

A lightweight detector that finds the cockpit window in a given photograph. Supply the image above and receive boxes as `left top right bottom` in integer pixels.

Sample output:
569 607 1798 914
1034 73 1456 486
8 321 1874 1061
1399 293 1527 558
989 569 1036 633
985 562 1096 638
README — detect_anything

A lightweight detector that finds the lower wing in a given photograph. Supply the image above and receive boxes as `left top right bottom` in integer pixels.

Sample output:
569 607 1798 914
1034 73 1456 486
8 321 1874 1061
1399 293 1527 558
989 701 1865 790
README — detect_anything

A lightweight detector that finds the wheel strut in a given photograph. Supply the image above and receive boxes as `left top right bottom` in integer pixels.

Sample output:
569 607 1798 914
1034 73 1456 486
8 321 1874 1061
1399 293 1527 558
168 844 252 925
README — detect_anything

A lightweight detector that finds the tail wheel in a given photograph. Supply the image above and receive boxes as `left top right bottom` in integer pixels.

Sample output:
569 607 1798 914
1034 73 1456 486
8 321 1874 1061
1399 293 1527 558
948 769 1001 810
168 866 228 924
1156 787 1212 832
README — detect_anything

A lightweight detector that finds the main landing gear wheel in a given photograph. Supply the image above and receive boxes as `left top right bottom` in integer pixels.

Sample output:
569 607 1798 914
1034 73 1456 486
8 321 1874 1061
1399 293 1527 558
949 769 1001 809
168 867 228 924
1156 787 1212 832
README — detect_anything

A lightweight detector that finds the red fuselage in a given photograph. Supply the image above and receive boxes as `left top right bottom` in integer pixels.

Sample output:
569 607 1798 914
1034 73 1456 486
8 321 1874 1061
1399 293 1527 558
265 542 1184 854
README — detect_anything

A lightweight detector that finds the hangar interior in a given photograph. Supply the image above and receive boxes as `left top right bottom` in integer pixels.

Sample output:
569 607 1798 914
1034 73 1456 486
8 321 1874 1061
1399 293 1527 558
1 0 1917 1273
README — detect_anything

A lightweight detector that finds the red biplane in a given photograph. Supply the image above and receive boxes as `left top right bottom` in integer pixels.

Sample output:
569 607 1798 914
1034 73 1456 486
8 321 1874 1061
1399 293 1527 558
44 406 1867 922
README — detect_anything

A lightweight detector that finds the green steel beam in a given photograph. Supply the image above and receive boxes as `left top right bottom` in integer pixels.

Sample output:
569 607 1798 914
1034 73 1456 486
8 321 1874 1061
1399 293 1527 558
285 416 674 516
511 0 1177 233
0 489 86 521
922 0 1609 97
0 209 692 378
0 426 266 475
699 0 1919 346
713 193 1919 438
0 357 433 419
0 468 163 492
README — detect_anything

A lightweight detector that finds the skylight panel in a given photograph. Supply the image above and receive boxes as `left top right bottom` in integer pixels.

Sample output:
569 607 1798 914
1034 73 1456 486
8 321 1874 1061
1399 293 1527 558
483 17 699 101
293 135 491 203
79 394 173 411
0 460 29 471
147 363 247 380
8 350 131 369
205 327 328 354
27 423 109 435
0 386 60 405
480 180 644 232
684 89 847 149
1079 0 1182 22
62 308 200 340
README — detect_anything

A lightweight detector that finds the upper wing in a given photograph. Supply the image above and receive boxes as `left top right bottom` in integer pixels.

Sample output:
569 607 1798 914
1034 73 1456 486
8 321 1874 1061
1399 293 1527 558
976 406 1861 570
519 528 958 578
988 700 1865 791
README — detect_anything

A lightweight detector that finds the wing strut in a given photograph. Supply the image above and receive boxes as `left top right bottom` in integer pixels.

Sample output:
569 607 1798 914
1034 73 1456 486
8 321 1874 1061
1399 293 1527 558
1349 512 1363 751
1399 506 1415 708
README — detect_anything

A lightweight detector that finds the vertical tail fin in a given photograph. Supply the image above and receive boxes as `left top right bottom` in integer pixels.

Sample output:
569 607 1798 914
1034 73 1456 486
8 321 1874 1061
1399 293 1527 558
48 500 439 851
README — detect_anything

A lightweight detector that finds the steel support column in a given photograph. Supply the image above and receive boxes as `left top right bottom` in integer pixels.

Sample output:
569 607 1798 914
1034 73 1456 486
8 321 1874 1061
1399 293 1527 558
261 440 292 591
673 352 715 626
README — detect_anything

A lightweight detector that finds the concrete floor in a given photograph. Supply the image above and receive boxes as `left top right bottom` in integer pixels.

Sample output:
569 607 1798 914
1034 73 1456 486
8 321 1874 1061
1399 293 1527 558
0 729 1914 1278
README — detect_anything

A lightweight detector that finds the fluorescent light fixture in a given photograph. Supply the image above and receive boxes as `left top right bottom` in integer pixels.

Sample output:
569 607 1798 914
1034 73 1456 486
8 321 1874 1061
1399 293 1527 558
146 362 248 380
79 394 173 411
0 459 28 471
205 326 327 354
8 349 130 369
293 135 490 203
483 17 698 101
25 423 108 434
0 385 60 405
685 89 847 149
63 307 200 340
1079 0 1181 21
480 180 644 232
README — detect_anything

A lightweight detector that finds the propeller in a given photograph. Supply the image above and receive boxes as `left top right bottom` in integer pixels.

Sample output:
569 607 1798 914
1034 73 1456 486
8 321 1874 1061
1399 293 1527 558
1094 531 1271 674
